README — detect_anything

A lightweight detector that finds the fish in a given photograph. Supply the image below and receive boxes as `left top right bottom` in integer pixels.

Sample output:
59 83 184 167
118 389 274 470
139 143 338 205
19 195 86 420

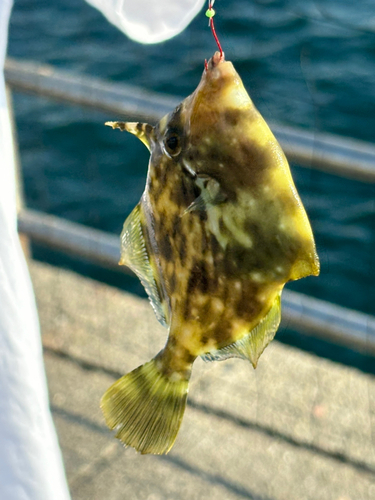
101 51 320 455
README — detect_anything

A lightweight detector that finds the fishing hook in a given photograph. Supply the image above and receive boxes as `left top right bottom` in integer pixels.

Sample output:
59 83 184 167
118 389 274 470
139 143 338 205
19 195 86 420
205 0 223 70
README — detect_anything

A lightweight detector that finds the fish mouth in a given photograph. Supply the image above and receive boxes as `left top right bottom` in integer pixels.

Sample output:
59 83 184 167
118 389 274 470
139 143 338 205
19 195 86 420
204 51 237 83
184 52 247 128
206 51 225 70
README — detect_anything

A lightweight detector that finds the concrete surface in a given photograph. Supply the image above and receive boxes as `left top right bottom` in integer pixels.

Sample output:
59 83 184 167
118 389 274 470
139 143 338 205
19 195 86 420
29 260 375 500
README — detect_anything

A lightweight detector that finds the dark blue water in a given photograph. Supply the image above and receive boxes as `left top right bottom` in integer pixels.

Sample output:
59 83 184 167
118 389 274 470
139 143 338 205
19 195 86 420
7 0 375 323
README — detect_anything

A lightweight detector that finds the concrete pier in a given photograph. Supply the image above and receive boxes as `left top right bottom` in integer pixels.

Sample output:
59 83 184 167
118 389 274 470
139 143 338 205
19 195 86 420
30 260 375 500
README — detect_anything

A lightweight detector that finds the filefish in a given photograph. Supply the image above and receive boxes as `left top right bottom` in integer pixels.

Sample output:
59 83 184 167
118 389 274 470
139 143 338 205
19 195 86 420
101 51 319 455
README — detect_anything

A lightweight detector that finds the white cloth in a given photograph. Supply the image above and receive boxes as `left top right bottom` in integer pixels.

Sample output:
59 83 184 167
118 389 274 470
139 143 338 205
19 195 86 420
0 1 71 499
86 0 206 43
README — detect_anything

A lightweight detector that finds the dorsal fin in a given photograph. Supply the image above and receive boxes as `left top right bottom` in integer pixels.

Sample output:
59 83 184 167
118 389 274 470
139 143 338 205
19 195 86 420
105 121 154 151
201 292 281 368
120 203 168 327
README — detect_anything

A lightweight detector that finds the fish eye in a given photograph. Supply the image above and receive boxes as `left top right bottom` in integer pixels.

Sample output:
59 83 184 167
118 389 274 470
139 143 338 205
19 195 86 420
163 132 182 158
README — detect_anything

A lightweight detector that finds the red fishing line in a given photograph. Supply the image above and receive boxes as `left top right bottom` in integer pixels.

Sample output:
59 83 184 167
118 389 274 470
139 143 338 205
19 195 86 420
208 1 223 58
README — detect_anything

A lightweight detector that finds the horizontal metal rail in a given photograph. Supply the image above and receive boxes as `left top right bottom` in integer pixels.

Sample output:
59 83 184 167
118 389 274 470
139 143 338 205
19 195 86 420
18 209 121 269
5 58 178 123
5 57 375 183
18 209 375 357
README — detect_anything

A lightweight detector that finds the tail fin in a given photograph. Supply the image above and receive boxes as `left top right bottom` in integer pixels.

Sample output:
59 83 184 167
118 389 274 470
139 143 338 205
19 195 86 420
100 357 189 455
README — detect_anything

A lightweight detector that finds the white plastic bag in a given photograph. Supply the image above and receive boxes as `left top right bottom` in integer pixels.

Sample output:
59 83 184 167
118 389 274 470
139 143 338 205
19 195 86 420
86 0 206 43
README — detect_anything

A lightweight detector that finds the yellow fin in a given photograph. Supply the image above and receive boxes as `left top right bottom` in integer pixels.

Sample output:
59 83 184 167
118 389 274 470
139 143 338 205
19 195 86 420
202 292 281 368
105 121 154 150
101 356 189 455
184 176 227 215
120 203 168 327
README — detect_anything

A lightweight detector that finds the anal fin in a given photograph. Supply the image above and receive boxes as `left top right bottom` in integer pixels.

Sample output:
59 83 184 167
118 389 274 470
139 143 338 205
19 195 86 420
201 293 281 368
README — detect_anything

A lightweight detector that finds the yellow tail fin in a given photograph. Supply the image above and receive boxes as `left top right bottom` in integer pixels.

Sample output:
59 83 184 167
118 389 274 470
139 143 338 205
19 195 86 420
100 357 189 454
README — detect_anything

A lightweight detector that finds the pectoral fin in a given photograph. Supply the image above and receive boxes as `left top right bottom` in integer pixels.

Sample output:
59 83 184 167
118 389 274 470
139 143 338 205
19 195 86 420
105 121 154 150
201 292 281 368
184 195 207 215
120 203 168 327
184 176 227 215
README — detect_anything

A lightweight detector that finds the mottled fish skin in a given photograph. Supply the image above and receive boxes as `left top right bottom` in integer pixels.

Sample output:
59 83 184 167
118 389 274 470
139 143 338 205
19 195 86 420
140 52 319 373
101 52 319 454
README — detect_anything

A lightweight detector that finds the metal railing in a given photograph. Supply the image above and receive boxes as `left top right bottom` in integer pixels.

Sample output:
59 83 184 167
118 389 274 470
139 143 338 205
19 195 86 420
6 57 375 357
5 57 375 183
